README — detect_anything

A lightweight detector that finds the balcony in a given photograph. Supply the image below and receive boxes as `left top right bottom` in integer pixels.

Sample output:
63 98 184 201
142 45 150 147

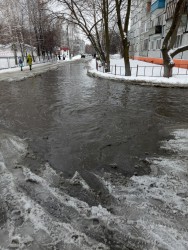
151 0 165 12
166 0 188 20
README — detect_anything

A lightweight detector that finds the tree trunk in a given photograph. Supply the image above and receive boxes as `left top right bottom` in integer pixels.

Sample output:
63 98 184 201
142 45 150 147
103 0 110 72
13 46 18 65
115 0 131 76
163 64 173 78
161 48 174 77
123 40 131 76
161 0 186 77
120 41 131 75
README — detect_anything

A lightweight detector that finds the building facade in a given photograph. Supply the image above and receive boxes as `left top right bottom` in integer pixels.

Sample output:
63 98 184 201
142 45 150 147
60 22 85 58
129 0 188 64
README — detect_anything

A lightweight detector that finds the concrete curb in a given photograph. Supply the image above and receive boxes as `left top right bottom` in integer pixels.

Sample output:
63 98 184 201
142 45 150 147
87 70 188 89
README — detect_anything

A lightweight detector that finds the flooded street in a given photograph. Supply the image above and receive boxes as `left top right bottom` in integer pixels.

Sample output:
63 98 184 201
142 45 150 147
0 61 188 249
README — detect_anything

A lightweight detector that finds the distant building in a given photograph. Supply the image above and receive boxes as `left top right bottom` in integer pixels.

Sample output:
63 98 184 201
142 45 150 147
129 0 188 64
0 43 37 69
72 38 85 55
59 21 85 57
0 43 37 58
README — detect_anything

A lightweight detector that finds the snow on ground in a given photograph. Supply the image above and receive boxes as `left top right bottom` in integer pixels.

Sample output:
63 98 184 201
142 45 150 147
88 57 188 87
0 127 188 249
0 54 188 249
1 54 188 87
0 61 54 74
0 55 81 74
0 56 86 82
0 131 108 250
98 128 188 250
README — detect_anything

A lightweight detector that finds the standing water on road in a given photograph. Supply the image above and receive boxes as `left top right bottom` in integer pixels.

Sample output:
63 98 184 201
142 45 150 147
0 61 188 249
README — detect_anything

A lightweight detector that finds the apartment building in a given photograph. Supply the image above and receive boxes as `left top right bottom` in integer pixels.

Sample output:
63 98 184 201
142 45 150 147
129 0 188 64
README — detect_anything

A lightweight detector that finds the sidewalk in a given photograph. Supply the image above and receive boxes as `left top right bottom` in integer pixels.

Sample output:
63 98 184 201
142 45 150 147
0 55 83 83
0 61 63 82
88 57 188 88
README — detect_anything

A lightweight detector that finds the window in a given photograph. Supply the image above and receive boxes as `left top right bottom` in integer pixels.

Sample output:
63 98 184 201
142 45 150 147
146 21 151 31
141 21 149 33
174 35 183 48
150 40 155 50
140 23 145 33
144 39 149 50
156 39 161 49
152 14 163 27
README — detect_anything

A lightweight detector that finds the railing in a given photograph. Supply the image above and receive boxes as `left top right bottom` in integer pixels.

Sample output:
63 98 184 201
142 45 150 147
97 63 188 77
0 55 57 70
173 64 188 75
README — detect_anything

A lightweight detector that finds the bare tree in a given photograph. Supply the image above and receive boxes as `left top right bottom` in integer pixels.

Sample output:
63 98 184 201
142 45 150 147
161 0 188 77
52 0 114 71
115 0 131 76
0 0 61 61
102 0 110 71
109 30 122 54
0 0 27 63
24 0 60 58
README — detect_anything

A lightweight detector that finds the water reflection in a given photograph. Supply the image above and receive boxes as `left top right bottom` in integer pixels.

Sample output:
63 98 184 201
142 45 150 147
0 62 188 177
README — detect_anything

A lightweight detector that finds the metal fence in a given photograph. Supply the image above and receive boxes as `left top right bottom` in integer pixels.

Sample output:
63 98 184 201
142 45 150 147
173 64 188 75
97 62 188 77
0 55 57 70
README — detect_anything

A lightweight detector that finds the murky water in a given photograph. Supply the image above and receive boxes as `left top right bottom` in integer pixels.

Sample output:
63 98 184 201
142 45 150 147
0 61 188 249
1 62 188 176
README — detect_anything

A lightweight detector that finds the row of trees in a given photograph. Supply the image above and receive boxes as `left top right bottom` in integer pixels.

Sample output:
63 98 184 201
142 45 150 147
0 0 62 60
0 0 187 77
53 0 188 77
52 0 131 75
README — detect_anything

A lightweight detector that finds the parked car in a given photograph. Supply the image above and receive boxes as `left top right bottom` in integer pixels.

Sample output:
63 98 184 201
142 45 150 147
81 54 86 58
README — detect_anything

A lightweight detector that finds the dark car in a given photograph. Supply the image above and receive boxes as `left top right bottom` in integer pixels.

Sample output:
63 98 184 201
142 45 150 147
81 54 86 58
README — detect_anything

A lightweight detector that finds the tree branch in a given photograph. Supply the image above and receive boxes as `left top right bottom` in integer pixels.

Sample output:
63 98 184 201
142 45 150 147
170 45 188 58
162 0 185 50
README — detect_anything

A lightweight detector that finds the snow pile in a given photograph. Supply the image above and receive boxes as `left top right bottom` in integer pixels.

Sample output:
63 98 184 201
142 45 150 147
0 131 109 250
0 131 27 167
71 55 81 60
88 58 188 87
99 128 188 250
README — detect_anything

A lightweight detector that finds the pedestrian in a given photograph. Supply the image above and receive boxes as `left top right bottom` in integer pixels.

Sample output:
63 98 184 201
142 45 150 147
27 54 33 70
18 57 23 71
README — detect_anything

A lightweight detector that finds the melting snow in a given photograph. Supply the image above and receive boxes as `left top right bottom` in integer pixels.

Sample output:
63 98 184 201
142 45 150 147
0 128 188 249
88 58 188 87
